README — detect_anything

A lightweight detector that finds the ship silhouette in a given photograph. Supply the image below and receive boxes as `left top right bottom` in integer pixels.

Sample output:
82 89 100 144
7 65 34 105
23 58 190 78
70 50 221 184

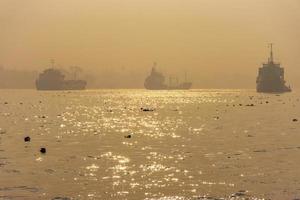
36 61 87 90
256 44 291 93
144 63 192 90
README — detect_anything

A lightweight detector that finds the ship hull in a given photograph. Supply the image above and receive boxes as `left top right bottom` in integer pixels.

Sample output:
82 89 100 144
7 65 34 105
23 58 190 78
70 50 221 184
256 85 291 93
167 82 192 90
36 80 87 91
145 82 192 90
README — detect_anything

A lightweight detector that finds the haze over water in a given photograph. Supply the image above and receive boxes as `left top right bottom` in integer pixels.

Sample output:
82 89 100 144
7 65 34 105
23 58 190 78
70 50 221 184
1 0 300 88
1 1 300 200
0 89 299 200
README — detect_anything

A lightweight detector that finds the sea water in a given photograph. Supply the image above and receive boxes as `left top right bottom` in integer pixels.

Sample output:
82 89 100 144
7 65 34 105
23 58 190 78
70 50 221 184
0 89 299 200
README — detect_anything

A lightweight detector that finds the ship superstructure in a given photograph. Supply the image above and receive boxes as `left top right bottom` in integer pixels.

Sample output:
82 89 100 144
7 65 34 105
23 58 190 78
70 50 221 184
256 44 291 93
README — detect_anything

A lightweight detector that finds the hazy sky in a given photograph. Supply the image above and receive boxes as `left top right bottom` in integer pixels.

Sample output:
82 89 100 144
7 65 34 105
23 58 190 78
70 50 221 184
0 0 300 88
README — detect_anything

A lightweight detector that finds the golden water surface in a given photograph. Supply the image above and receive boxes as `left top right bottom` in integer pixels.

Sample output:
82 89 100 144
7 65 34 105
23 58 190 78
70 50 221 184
0 89 299 200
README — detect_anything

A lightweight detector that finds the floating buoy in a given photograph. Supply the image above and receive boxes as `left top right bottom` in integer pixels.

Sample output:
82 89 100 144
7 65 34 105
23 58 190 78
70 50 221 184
24 136 31 142
40 147 46 154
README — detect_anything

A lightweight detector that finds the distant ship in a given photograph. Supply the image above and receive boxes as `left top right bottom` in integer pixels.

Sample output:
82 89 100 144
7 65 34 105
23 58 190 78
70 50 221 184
256 44 291 93
36 68 87 91
144 63 192 90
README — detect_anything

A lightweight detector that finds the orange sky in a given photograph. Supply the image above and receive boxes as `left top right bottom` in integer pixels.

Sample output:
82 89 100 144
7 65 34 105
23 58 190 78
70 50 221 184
0 0 300 88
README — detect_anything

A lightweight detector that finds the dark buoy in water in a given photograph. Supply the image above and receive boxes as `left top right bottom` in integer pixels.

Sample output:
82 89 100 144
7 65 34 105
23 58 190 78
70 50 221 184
52 197 71 200
24 136 31 142
0 129 6 134
124 134 132 139
40 147 46 154
292 118 298 122
141 107 154 112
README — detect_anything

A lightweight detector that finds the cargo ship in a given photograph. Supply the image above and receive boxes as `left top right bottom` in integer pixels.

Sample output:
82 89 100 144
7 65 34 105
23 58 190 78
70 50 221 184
36 68 87 90
256 44 291 93
144 63 192 90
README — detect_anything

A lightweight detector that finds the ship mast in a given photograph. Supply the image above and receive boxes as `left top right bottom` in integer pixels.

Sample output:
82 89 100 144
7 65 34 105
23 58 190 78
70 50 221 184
50 59 55 69
153 62 157 69
268 43 274 63
151 62 157 75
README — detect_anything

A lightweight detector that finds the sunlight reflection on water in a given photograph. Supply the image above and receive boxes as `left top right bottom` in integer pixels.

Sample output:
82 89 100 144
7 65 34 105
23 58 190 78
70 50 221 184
0 89 299 199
